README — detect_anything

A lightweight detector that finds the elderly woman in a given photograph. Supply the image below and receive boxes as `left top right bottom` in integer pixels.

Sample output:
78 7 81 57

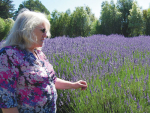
0 9 87 113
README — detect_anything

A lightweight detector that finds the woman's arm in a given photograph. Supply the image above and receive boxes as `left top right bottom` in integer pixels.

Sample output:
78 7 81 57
1 107 19 113
55 78 87 90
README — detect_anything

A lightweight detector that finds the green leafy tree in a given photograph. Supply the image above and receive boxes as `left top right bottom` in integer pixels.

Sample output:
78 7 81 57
85 6 99 35
128 1 143 36
47 14 51 22
0 17 5 40
145 8 150 35
117 0 133 37
0 0 15 19
13 0 50 20
110 0 122 34
90 19 101 35
142 10 147 35
100 0 122 35
85 6 96 23
67 7 90 37
3 18 14 39
100 1 111 35
50 10 59 38
50 9 71 38
0 17 14 41
63 9 71 36
50 10 69 37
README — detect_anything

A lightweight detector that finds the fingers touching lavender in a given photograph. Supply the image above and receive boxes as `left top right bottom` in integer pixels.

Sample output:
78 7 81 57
73 80 88 90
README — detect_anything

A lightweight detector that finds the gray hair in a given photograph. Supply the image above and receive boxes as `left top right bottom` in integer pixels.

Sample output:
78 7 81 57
2 9 51 49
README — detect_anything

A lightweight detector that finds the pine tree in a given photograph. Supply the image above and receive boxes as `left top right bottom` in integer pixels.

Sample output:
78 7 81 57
0 0 15 19
13 0 50 20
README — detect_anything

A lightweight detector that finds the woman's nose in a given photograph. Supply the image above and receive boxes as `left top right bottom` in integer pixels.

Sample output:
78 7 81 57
42 32 47 38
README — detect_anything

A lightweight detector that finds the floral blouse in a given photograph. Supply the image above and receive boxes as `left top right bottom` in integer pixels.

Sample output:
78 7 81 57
0 46 57 113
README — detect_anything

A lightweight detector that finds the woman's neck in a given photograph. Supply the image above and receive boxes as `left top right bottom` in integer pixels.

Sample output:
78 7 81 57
27 47 35 53
27 48 39 59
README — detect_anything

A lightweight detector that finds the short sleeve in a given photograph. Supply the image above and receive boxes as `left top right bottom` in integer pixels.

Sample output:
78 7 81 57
0 48 19 108
50 67 57 84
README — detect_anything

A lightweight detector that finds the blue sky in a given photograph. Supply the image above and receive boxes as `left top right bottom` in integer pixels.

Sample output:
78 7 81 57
13 0 150 19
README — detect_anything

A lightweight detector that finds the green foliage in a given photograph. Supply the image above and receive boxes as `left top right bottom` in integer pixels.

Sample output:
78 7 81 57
50 10 69 38
0 0 15 19
100 1 111 35
0 17 14 41
3 18 14 39
128 1 143 36
142 10 147 35
145 8 150 35
2 0 150 38
13 0 50 20
85 6 96 23
47 14 51 22
67 7 91 37
100 1 122 35
0 17 6 41
90 19 101 35
50 7 91 38
117 0 134 37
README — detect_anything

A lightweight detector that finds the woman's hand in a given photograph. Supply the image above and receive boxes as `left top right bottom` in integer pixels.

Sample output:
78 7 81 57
2 107 19 113
73 80 87 90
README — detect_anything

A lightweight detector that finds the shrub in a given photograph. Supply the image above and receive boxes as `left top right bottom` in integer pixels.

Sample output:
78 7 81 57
0 18 14 41
4 18 14 40
0 17 6 41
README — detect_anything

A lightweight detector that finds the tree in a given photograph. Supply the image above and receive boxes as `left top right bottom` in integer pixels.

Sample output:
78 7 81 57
13 0 50 20
0 17 14 41
100 1 112 35
146 8 150 35
50 9 71 38
110 0 122 34
50 10 59 38
100 0 122 35
0 0 15 19
117 0 133 37
50 10 66 38
0 17 6 40
90 19 101 35
142 10 147 35
85 6 96 23
63 9 71 36
128 1 143 36
67 7 90 37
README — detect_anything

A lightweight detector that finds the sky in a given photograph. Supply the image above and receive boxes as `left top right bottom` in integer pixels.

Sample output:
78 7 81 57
12 0 150 19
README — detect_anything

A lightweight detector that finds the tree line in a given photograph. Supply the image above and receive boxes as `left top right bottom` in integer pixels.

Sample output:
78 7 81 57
0 0 150 41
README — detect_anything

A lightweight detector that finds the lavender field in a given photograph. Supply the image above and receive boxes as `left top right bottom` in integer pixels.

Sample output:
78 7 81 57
42 34 150 112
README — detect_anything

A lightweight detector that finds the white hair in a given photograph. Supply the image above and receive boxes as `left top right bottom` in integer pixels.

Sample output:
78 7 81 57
2 9 51 49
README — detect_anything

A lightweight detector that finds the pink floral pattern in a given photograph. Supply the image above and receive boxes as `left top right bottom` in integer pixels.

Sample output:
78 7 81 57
0 46 57 113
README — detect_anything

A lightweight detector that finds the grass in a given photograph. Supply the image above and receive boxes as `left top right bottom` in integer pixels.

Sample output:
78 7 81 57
48 50 150 113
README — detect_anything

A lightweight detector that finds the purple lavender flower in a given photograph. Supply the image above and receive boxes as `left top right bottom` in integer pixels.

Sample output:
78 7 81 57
40 35 150 112
137 99 140 109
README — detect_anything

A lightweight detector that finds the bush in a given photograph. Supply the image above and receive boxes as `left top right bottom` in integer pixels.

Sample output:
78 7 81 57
3 18 14 40
0 18 14 41
0 17 6 41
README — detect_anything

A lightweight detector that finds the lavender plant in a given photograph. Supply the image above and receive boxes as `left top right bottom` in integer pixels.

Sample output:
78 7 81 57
41 34 150 112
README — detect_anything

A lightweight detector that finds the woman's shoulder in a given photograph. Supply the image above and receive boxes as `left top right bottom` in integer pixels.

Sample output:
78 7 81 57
0 45 19 50
0 45 24 56
0 46 25 66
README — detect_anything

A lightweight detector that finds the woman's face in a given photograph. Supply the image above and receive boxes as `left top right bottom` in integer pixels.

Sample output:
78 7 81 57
32 23 48 48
